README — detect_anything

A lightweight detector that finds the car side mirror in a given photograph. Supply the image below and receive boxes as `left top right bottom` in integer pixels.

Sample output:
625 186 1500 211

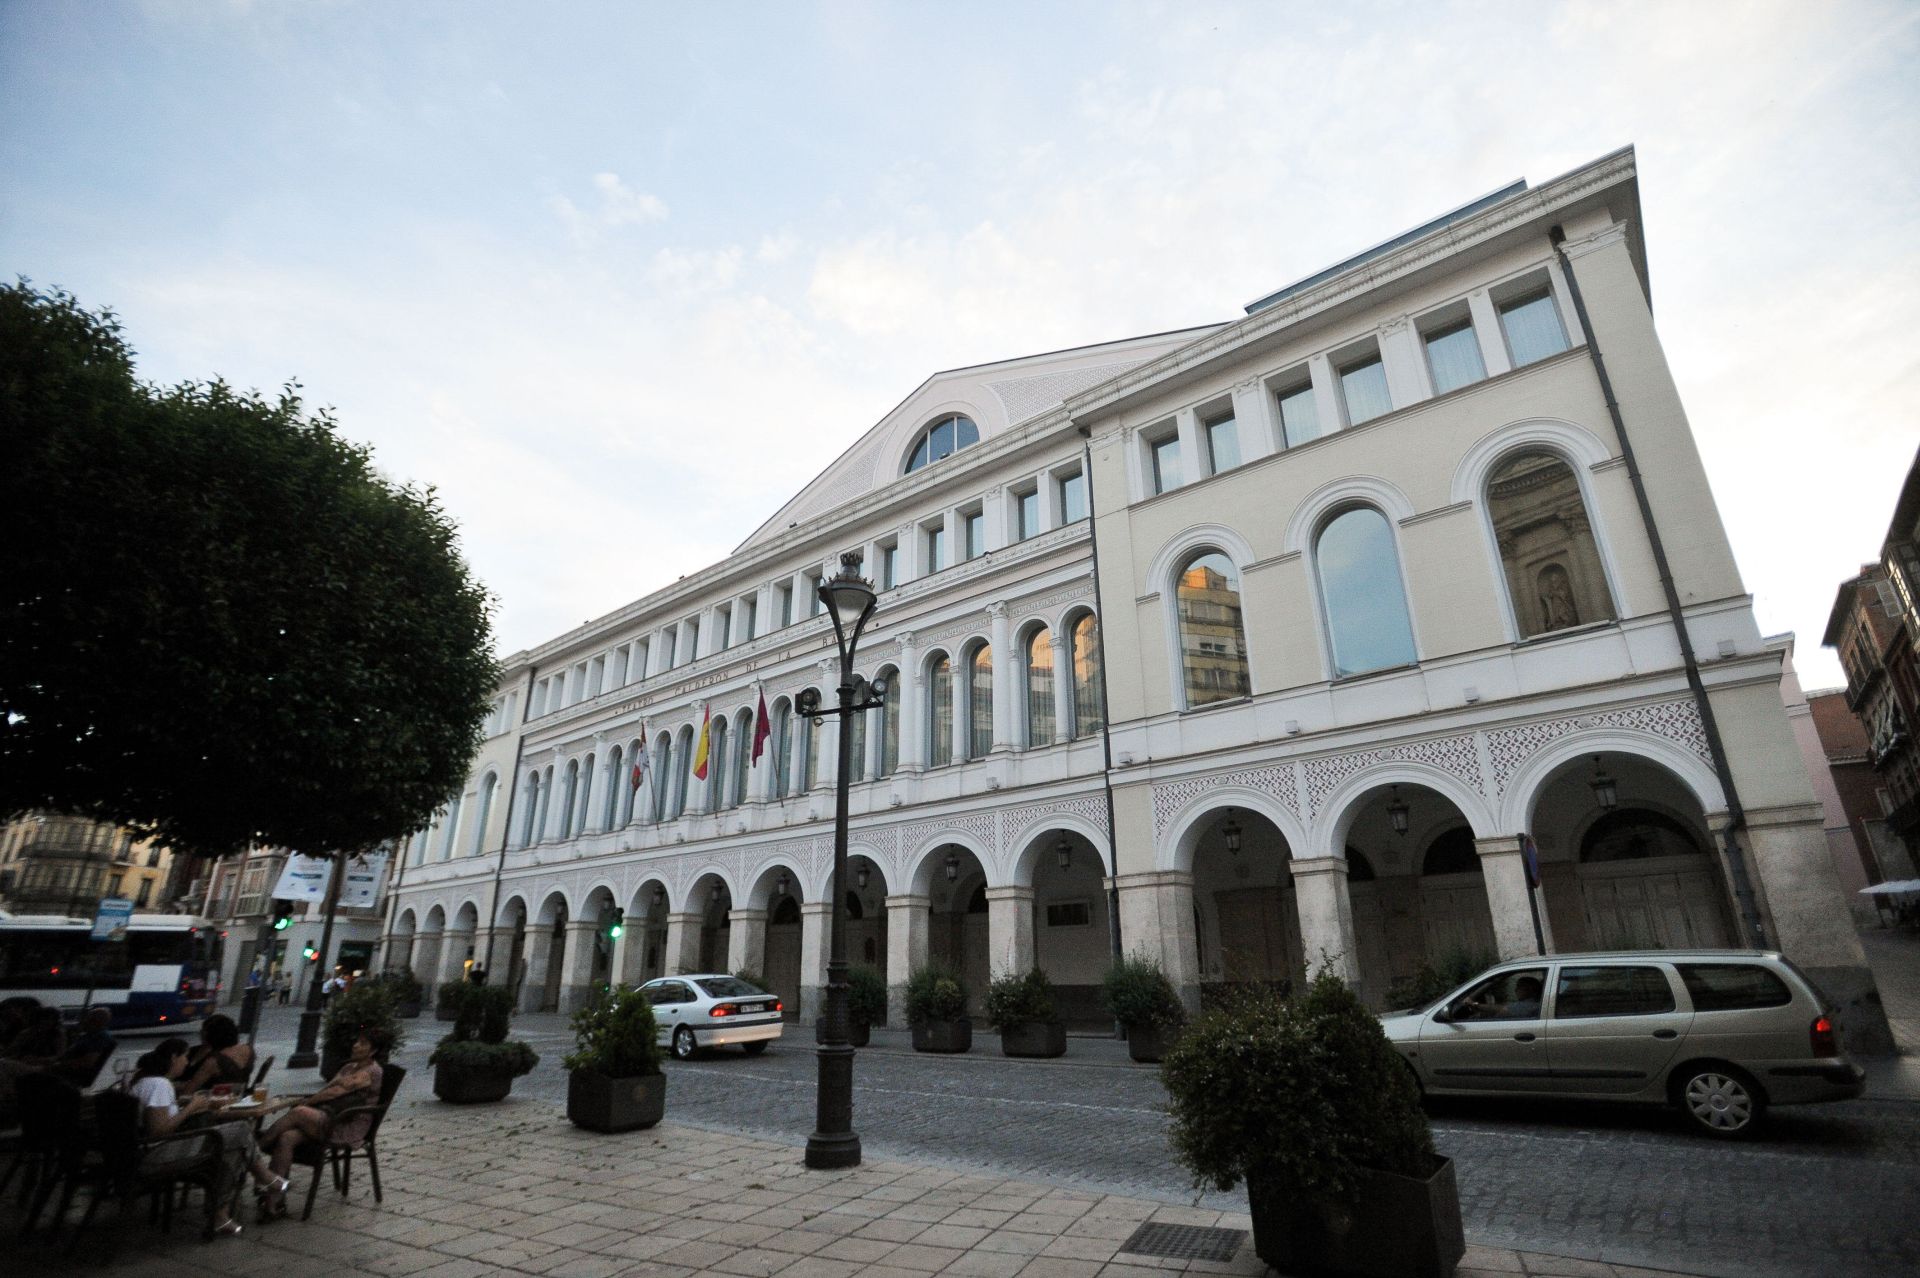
1431 1005 1452 1025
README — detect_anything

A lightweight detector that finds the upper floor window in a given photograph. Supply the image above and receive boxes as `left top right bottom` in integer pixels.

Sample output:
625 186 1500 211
740 598 757 642
1337 346 1392 426
1487 451 1616 638
928 653 953 767
878 543 898 590
470 775 496 855
1274 372 1324 448
1015 489 1040 541
963 510 985 561
1316 506 1417 677
1421 310 1485 395
1070 612 1103 737
1026 627 1055 747
1058 468 1087 523
1174 552 1251 707
905 414 979 474
1149 432 1182 495
967 642 993 759
926 523 948 574
1204 411 1240 474
1497 286 1570 367
776 583 793 628
876 667 900 778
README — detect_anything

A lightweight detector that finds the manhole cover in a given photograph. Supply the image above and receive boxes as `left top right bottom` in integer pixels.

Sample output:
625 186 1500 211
1118 1222 1247 1262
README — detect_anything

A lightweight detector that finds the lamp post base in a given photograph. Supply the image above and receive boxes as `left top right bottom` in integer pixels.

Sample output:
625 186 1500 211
803 1130 862 1169
287 1010 322 1069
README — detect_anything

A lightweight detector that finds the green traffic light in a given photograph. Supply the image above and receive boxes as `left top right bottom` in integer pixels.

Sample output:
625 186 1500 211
273 916 292 931
608 923 623 939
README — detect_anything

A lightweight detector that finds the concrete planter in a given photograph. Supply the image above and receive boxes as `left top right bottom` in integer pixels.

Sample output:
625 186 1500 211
999 1021 1067 1058
847 1019 872 1047
566 1070 666 1133
1126 1022 1173 1063
910 1018 972 1053
432 1061 516 1104
396 1001 423 1019
1247 1155 1464 1278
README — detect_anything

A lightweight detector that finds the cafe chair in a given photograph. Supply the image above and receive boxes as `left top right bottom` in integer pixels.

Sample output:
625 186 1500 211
296 1062 405 1220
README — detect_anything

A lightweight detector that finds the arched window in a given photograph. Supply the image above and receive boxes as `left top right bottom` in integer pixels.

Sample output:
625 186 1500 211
576 753 594 833
876 666 900 779
731 710 752 809
799 697 818 790
967 642 992 759
707 718 729 812
1025 627 1055 747
1070 613 1103 737
652 733 674 821
559 761 579 838
1315 507 1417 677
439 792 462 860
1487 450 1617 639
602 747 623 829
928 653 953 767
904 414 980 474
846 689 867 783
672 727 693 817
520 771 541 846
1421 828 1481 875
1175 552 1251 707
471 773 497 857
771 699 792 798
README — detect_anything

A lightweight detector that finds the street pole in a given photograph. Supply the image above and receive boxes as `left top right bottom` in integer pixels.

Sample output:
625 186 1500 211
287 852 347 1070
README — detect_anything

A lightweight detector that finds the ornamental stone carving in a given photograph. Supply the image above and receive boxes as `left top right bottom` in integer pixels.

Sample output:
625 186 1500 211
1485 698 1708 794
1303 733 1483 816
1152 763 1301 840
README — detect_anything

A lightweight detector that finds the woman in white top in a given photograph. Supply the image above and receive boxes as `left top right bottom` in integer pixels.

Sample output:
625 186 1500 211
128 1039 285 1237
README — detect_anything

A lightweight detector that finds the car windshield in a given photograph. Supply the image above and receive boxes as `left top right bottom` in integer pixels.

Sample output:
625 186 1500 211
695 976 763 998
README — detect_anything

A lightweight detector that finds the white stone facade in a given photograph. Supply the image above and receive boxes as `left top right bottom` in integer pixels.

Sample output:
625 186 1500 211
381 148 1890 1053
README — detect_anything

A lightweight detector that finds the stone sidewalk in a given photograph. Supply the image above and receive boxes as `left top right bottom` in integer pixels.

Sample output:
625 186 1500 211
12 1099 1714 1278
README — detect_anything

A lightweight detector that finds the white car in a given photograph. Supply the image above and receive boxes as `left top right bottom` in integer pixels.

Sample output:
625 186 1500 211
639 973 784 1060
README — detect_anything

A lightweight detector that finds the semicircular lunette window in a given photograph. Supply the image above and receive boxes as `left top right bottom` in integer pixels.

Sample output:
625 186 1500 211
906 414 979 473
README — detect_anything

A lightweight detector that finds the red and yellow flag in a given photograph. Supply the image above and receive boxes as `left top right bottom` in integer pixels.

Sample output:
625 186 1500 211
691 705 712 780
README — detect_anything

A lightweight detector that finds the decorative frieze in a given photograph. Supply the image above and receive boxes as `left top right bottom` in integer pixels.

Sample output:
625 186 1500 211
1485 698 1707 794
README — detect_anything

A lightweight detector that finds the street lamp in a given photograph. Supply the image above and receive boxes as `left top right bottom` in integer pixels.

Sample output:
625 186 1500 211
1588 756 1619 811
1386 786 1411 837
1221 811 1242 857
1056 837 1072 872
797 550 884 1170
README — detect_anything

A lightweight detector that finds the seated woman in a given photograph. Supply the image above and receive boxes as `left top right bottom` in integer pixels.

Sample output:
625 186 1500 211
249 1029 386 1218
181 1014 254 1094
128 1039 283 1237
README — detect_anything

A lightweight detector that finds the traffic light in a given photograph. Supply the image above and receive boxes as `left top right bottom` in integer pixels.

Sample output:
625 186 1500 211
302 942 319 961
605 908 625 941
270 899 294 932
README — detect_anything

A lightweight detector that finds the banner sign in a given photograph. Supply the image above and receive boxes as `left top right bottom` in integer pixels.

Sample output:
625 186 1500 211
271 851 390 909
90 897 134 942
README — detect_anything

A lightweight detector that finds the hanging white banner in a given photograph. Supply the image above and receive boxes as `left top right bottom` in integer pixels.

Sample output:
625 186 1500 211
270 854 332 903
270 851 390 908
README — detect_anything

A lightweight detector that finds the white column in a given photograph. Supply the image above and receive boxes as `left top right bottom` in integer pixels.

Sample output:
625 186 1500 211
1377 316 1426 411
1232 377 1278 461
1307 353 1342 435
885 894 931 1027
1173 407 1204 487
799 900 832 1026
983 487 1010 552
556 920 600 1013
988 601 1014 752
1035 471 1060 533
430 931 463 995
1290 857 1360 986
754 583 776 639
1051 629 1075 746
985 886 1035 980
1467 289 1512 377
897 632 925 773
517 927 552 1013
1116 871 1199 1011
950 665 968 765
648 629 672 677
727 908 768 977
663 912 703 976
1474 836 1552 960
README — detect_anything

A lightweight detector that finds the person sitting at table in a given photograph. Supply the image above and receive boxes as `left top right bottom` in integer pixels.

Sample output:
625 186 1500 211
2 1005 65 1062
129 1038 283 1237
249 1028 386 1218
50 1007 117 1087
181 1013 254 1094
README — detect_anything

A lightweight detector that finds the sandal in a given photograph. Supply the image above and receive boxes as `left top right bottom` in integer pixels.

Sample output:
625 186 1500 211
211 1219 244 1239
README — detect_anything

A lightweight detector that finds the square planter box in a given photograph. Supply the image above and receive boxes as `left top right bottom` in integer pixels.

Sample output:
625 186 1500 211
1126 1023 1173 1063
1248 1155 1464 1278
1000 1021 1067 1058
910 1018 972 1053
432 1061 516 1104
567 1070 666 1133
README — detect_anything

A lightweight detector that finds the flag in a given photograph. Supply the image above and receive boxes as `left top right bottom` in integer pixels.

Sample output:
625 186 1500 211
751 687 771 764
1520 833 1541 889
630 725 650 791
692 705 712 780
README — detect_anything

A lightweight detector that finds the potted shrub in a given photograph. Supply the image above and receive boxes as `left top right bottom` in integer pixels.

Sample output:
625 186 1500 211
1163 968 1463 1278
321 980 405 1079
985 968 1066 1058
434 981 462 1022
428 984 539 1103
1102 952 1186 1063
381 967 424 1018
564 986 666 1133
846 965 888 1047
905 961 971 1053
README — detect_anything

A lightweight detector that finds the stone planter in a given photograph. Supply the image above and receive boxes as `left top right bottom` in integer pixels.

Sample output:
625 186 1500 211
432 1061 516 1104
848 1019 872 1048
566 1069 666 1133
1126 1022 1173 1063
910 1018 972 1053
999 1021 1067 1058
396 1000 423 1019
1247 1155 1464 1278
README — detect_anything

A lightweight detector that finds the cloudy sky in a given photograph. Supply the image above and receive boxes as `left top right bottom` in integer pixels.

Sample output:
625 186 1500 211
4 1 1915 685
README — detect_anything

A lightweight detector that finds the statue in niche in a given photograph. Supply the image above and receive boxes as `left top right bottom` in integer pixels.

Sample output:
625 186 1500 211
1537 563 1580 631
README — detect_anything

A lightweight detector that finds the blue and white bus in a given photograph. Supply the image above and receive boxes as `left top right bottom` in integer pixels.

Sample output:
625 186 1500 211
0 914 223 1030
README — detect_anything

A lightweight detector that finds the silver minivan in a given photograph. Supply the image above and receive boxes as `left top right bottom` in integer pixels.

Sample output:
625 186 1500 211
1381 950 1864 1136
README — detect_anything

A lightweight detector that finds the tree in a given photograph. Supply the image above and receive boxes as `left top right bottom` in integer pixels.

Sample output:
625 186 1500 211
1 281 499 858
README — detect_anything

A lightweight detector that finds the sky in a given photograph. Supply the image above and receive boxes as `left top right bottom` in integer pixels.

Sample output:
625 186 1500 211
3 0 1915 687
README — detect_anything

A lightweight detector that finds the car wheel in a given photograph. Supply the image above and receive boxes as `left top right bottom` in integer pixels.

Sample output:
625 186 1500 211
672 1026 698 1061
1679 1066 1764 1137
742 1040 769 1056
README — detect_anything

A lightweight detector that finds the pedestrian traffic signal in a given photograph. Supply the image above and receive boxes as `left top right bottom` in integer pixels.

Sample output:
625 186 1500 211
270 899 294 931
605 908 625 941
302 942 319 961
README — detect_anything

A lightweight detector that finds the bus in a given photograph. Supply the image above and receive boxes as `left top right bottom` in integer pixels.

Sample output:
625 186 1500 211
0 914 223 1030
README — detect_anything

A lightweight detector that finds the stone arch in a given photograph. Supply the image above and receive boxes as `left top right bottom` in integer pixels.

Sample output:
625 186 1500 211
1449 416 1613 505
1316 762 1498 860
1283 474 1418 556
680 865 739 914
421 903 446 934
1162 787 1306 876
1008 813 1112 882
532 888 569 927
742 856 807 911
494 893 530 929
1502 728 1724 835
905 828 996 895
1144 523 1259 599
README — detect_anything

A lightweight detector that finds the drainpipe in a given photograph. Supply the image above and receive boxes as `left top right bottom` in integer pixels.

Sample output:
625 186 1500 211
1550 225 1766 948
482 665 538 978
1077 435 1126 968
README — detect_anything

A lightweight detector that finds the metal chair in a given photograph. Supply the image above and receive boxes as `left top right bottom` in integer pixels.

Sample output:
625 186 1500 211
296 1062 406 1220
248 1054 275 1092
12 1071 83 1229
60 1089 224 1254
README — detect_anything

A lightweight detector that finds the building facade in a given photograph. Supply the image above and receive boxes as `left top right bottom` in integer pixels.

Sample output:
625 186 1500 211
0 813 197 917
383 148 1891 1052
198 846 391 1002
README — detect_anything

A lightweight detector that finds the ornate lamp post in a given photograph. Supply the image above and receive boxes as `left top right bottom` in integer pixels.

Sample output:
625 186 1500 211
796 551 886 1169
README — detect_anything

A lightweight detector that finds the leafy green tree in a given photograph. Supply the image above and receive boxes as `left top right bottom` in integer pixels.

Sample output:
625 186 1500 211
1 281 498 858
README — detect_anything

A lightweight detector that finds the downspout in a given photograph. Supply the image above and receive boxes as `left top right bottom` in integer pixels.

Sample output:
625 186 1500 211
482 665 538 978
1550 225 1767 948
1077 434 1126 967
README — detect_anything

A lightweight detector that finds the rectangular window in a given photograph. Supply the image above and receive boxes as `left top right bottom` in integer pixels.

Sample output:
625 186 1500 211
926 524 947 573
1059 469 1087 523
1204 413 1240 474
805 584 821 618
1498 289 1570 367
741 598 757 640
1552 966 1676 1018
685 620 699 661
1045 900 1091 928
661 630 677 668
135 879 152 907
1275 378 1323 447
631 641 648 681
1423 318 1486 395
776 584 792 628
879 543 898 590
1149 434 1182 495
1676 964 1792 1012
963 510 984 560
1337 350 1393 425
1016 489 1040 541
717 607 732 649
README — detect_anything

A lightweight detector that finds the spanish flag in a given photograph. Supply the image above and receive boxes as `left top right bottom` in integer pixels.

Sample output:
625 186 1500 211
691 704 712 781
